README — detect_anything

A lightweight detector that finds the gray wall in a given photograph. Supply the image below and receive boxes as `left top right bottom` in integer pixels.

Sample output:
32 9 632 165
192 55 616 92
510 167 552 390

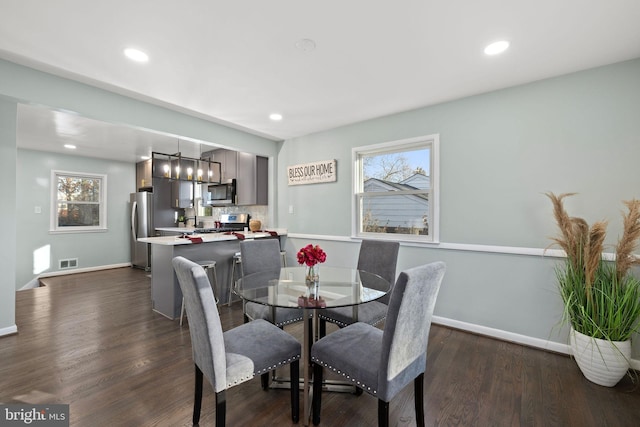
278 58 640 357
2 52 640 362
0 97 17 335
0 58 278 334
15 149 135 289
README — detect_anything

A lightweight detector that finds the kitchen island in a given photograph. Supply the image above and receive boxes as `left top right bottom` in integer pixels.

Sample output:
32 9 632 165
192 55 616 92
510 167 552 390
139 230 286 319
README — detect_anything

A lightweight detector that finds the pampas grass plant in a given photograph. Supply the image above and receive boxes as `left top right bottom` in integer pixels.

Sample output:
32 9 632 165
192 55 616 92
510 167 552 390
547 192 640 341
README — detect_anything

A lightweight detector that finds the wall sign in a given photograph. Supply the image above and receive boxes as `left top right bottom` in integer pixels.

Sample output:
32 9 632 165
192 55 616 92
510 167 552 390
287 159 337 186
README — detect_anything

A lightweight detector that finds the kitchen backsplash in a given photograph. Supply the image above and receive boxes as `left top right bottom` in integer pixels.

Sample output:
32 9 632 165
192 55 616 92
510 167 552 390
197 205 269 229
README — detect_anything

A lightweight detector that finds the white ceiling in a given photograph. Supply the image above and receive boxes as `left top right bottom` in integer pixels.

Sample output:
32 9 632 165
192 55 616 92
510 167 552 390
2 0 640 162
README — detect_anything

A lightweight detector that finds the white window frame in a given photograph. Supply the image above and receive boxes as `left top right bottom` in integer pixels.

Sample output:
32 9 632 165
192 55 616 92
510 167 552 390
352 134 439 243
50 170 108 233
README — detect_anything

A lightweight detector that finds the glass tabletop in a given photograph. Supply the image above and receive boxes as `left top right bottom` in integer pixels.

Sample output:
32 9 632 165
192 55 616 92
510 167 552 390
236 266 390 309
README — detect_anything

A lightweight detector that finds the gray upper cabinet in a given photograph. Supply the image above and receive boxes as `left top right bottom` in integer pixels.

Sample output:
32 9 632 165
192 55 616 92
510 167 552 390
171 181 193 208
210 149 237 181
255 155 268 205
136 159 152 189
208 149 267 205
236 152 256 206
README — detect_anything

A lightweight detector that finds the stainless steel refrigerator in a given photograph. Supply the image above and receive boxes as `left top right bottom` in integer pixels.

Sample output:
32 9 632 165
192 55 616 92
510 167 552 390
130 192 153 270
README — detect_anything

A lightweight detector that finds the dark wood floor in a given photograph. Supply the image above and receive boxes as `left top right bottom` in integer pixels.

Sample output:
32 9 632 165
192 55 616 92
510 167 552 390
1 268 639 426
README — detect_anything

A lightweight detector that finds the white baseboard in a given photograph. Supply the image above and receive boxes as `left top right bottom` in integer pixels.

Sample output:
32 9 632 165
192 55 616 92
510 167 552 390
19 277 41 290
19 263 132 290
432 315 640 371
0 325 18 337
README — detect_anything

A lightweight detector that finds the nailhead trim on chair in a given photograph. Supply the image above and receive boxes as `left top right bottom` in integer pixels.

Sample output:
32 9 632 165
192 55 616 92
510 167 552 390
318 314 385 328
246 312 307 328
274 316 304 327
226 355 301 388
255 355 301 375
311 356 376 395
318 317 349 328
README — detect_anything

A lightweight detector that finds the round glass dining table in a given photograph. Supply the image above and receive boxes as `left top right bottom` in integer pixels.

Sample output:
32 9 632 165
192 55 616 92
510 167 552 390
237 266 390 310
237 266 390 426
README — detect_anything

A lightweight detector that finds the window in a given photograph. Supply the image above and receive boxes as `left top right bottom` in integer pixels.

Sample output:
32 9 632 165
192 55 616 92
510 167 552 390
51 170 107 233
353 134 439 242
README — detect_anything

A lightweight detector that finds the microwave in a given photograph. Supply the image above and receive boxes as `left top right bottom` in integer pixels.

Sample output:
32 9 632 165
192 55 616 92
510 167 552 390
204 179 236 205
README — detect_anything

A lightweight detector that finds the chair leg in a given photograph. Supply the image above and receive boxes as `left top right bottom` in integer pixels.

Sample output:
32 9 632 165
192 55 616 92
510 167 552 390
319 318 326 338
180 298 186 326
290 360 300 423
215 390 226 427
228 259 237 307
229 256 242 307
261 372 270 390
378 399 389 427
312 363 323 425
210 265 220 304
307 318 314 364
415 373 425 427
193 365 203 425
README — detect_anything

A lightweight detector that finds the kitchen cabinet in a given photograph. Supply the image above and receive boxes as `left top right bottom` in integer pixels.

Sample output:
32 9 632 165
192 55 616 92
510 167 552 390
256 155 268 205
236 152 256 205
208 149 267 205
237 153 268 205
171 181 193 208
209 149 237 181
136 159 152 189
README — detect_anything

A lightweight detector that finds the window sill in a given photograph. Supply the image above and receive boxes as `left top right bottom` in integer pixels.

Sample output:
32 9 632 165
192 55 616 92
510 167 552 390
49 228 108 234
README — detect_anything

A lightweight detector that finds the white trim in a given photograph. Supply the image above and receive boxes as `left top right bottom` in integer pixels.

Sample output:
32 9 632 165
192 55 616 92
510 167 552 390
430 135 440 243
18 263 132 290
287 234 555 256
351 134 439 243
19 277 40 290
432 315 640 371
432 315 569 354
0 325 18 337
285 234 623 260
288 233 354 243
437 242 556 257
50 169 108 233
38 262 131 278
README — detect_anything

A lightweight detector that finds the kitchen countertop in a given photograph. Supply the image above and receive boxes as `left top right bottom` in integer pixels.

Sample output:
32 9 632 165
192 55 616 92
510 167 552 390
155 227 199 234
139 228 287 246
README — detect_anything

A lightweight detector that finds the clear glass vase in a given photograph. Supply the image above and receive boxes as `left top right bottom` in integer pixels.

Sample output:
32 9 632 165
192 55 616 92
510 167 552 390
306 265 319 284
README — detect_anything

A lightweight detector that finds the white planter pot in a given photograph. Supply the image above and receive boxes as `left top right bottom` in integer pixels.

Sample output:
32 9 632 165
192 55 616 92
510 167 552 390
569 327 631 387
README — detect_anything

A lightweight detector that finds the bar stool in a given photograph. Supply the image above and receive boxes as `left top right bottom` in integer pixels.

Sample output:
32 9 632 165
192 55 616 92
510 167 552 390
180 260 218 326
228 250 287 307
228 252 242 306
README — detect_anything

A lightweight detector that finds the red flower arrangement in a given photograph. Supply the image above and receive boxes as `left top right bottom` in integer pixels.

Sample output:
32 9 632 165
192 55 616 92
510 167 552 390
297 244 327 267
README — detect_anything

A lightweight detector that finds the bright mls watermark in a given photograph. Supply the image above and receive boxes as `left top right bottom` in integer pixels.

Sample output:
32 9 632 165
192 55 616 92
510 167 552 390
1 404 69 426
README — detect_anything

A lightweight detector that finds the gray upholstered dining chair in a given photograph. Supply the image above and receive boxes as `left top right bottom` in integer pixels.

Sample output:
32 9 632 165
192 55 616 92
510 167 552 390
311 261 446 427
172 256 301 426
239 238 305 327
318 239 399 337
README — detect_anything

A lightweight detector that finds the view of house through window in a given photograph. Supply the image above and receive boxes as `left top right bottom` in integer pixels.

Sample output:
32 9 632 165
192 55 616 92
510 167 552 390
354 135 438 242
51 171 107 232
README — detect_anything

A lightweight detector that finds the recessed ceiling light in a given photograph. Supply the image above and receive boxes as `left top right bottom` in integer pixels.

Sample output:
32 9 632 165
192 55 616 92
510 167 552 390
295 39 316 52
124 48 149 63
64 144 76 149
269 113 283 121
141 155 151 160
484 40 510 56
